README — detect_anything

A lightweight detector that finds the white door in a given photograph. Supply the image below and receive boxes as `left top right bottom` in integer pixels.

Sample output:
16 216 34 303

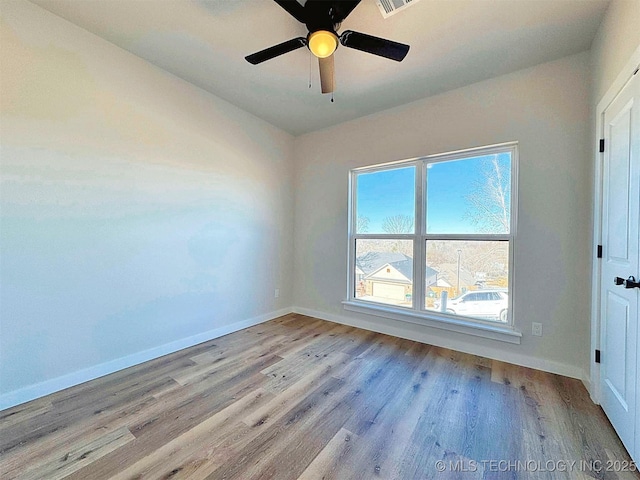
599 70 640 463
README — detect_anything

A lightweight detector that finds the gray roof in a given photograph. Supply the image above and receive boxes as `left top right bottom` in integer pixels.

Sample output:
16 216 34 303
356 252 438 281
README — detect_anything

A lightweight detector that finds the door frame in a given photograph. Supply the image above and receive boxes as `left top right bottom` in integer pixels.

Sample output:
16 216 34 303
590 45 640 404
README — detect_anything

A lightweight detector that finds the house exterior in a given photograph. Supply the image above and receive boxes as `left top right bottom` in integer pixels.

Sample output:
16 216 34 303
355 253 502 308
355 252 438 303
427 262 478 302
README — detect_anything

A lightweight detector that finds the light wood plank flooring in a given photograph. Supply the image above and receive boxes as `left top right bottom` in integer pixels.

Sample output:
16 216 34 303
1 313 638 479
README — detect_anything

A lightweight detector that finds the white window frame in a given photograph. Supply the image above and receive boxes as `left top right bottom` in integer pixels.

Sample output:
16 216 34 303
343 142 522 344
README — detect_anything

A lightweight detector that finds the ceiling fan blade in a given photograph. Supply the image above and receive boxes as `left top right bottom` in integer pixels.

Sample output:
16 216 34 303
245 37 307 65
330 0 361 23
318 54 335 94
273 0 307 23
339 30 410 62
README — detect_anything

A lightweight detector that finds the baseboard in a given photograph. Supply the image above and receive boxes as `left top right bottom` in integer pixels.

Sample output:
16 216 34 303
581 373 594 402
0 307 292 411
293 306 586 381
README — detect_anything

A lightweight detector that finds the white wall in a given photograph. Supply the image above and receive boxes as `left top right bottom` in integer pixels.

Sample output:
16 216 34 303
0 1 294 408
590 0 640 105
293 52 592 379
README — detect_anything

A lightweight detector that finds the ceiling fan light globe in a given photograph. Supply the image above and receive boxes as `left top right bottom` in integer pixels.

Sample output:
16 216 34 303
308 30 338 58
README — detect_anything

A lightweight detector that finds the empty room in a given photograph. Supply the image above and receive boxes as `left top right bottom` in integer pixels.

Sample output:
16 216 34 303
1 0 639 478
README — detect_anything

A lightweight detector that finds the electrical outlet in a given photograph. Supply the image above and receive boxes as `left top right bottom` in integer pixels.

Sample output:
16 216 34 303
274 288 280 298
532 322 543 337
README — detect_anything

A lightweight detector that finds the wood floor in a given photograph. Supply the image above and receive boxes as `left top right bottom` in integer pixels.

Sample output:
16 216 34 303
1 314 638 480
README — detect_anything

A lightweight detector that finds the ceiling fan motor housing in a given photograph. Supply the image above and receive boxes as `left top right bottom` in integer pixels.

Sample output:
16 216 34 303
304 0 340 58
304 0 340 34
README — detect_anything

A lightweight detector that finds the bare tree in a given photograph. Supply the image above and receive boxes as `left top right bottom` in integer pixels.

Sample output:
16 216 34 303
381 214 414 255
382 214 414 234
357 216 370 233
465 155 510 233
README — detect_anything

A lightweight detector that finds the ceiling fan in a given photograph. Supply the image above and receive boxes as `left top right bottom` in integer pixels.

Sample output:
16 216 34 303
245 0 410 94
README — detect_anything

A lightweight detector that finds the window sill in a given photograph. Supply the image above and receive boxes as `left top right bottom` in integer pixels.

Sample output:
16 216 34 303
342 300 522 344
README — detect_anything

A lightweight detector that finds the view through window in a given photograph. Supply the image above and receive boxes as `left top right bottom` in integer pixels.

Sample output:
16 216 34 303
349 144 515 325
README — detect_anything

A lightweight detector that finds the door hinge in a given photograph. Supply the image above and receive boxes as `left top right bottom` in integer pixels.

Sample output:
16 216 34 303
597 245 603 258
595 349 601 364
599 139 605 152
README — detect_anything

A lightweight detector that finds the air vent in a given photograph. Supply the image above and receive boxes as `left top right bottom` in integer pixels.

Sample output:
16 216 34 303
376 0 420 18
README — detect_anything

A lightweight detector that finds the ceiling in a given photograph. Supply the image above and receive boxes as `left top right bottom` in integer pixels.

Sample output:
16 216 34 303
31 0 609 136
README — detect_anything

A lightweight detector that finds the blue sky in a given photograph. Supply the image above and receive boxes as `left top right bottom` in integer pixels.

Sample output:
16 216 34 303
355 153 511 234
356 166 415 233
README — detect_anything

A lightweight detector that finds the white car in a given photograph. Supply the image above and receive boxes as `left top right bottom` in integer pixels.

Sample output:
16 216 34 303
434 289 508 322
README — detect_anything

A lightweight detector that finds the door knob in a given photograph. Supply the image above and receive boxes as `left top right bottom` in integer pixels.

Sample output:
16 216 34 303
623 276 640 289
615 276 640 289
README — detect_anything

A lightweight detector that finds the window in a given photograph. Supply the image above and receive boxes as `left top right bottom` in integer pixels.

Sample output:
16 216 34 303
347 143 517 333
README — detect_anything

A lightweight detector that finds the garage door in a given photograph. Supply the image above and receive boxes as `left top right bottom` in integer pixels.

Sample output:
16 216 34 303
372 282 405 300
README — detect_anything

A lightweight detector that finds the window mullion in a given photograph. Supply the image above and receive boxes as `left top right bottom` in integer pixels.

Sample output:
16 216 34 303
424 234 511 241
353 234 416 240
347 171 357 301
414 162 425 311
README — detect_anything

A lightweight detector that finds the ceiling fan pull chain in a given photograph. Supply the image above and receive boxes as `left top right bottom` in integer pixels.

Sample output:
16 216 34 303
331 92 334 103
309 51 313 89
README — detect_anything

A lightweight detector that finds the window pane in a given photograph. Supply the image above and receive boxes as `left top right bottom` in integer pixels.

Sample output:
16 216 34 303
355 166 415 234
355 239 413 307
424 240 509 323
426 153 511 234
